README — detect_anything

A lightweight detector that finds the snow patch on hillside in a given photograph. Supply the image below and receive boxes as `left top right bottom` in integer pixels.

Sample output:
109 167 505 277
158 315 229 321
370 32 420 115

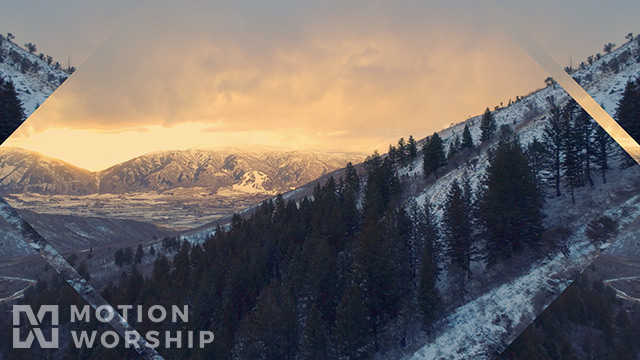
0 39 69 118
403 39 640 358
231 171 276 194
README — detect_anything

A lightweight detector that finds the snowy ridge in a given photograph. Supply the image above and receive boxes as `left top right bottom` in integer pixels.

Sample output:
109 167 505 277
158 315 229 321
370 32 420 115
0 147 364 196
401 38 640 358
0 38 69 117
411 38 640 222
409 170 640 359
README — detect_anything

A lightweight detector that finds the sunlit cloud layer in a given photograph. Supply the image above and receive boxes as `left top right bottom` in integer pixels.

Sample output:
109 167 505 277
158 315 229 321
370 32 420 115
3 0 639 170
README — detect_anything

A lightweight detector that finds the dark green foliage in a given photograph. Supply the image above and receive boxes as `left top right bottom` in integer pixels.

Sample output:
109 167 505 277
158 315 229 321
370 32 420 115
616 78 640 147
423 132 446 177
417 244 439 328
478 138 544 265
526 137 549 189
388 144 398 164
461 124 474 149
480 107 497 142
0 78 25 142
134 244 144 264
540 225 572 257
113 248 133 267
302 304 329 359
344 161 359 192
585 215 618 244
407 135 418 159
576 108 595 187
0 151 421 359
561 101 584 201
594 124 613 183
544 99 564 197
24 42 36 53
335 285 370 359
389 136 418 167
397 137 407 165
161 236 180 251
233 281 298 359
363 154 399 219
604 42 616 54
447 135 461 159
443 179 474 276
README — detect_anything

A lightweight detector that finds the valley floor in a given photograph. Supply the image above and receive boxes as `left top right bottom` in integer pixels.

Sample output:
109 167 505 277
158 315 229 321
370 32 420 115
3 188 271 230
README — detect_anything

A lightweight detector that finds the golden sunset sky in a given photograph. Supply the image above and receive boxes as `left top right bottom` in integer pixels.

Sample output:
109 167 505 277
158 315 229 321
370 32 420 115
1 0 638 171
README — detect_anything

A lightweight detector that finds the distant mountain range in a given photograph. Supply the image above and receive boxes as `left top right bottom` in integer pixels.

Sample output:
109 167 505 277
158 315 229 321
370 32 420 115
0 147 365 195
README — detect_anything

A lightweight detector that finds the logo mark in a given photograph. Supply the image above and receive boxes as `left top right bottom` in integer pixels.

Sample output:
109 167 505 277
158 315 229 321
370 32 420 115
12 305 59 348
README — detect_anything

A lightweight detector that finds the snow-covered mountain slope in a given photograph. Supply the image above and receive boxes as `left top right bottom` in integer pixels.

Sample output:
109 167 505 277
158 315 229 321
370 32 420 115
408 39 640 224
0 37 69 117
397 39 640 359
98 148 364 194
232 170 274 194
178 37 640 359
0 147 364 195
0 147 97 194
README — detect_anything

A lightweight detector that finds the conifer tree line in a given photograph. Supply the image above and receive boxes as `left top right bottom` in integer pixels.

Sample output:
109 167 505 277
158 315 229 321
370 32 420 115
1 157 440 359
387 135 418 167
0 76 24 142
422 128 546 287
423 80 639 203
1 132 548 359
2 78 638 359
0 33 76 75
537 78 639 201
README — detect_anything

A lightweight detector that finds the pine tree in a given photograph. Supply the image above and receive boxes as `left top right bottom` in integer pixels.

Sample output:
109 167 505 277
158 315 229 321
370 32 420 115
462 124 474 149
302 304 329 359
134 244 144 264
561 101 584 202
423 132 445 177
447 135 461 159
407 135 418 159
407 200 441 286
480 107 497 142
397 137 407 165
526 137 549 189
0 78 25 142
335 285 370 359
344 161 359 192
576 108 595 187
388 144 398 164
478 138 544 264
417 244 440 329
443 180 473 278
615 78 640 164
544 99 564 197
422 201 441 278
594 125 612 183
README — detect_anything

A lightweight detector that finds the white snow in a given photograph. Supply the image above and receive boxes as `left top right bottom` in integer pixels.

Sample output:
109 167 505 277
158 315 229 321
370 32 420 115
410 240 595 360
405 38 640 358
230 170 275 194
0 39 69 118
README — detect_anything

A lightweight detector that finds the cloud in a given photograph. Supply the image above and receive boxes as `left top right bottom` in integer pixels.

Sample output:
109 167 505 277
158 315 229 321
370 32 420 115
13 0 640 168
